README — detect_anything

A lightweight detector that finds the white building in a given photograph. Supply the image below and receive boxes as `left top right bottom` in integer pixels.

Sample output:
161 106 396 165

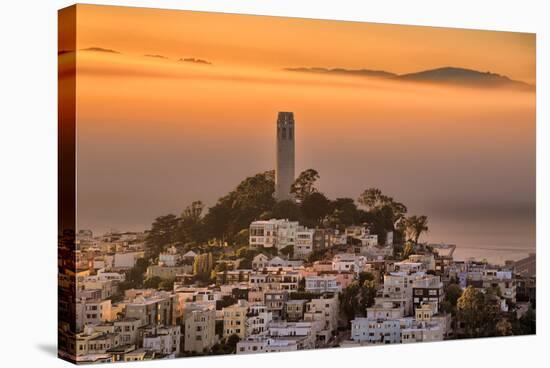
159 246 180 267
304 296 339 342
247 304 273 335
305 275 341 294
223 300 249 339
143 325 181 356
295 229 314 259
351 318 401 345
183 305 216 353
367 300 405 320
332 253 367 274
237 336 298 354
76 298 112 331
249 219 299 251
252 253 270 270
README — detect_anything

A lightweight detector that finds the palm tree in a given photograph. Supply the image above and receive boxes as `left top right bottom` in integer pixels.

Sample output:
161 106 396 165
405 215 429 244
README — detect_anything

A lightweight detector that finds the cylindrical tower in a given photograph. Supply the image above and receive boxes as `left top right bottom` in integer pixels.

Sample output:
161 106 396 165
275 111 295 201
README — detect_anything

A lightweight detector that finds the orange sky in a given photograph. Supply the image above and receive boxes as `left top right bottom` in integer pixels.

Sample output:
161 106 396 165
71 4 535 83
60 5 535 260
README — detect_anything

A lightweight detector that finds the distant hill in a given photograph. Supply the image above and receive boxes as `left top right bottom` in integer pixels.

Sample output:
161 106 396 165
284 65 534 91
395 67 534 90
284 67 396 78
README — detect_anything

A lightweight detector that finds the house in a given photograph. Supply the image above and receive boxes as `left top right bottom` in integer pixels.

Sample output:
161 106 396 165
267 321 317 349
267 256 303 268
304 295 339 342
295 229 315 259
249 219 299 251
223 300 249 339
265 291 289 320
412 275 444 312
367 300 405 320
305 275 341 294
332 253 367 274
143 325 181 356
237 336 298 354
124 292 178 327
246 304 273 335
159 246 180 267
351 318 401 345
146 264 193 280
252 253 270 270
183 305 216 353
285 300 307 322
113 318 142 346
76 326 121 355
76 298 112 331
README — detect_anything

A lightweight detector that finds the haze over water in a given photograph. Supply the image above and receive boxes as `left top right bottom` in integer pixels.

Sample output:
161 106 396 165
62 5 536 263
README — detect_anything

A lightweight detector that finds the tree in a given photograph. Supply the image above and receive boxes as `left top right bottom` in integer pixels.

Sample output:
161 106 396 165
158 278 175 291
518 307 536 335
404 215 429 244
327 198 359 229
357 188 384 210
193 253 214 281
441 283 462 315
340 282 361 323
402 241 414 259
145 214 179 259
301 192 331 226
271 200 302 221
290 169 320 202
359 279 377 312
118 257 149 292
457 286 500 338
280 244 294 259
340 279 377 323
178 201 205 244
496 318 513 336
358 272 375 284
225 334 241 353
203 171 275 242
143 276 162 289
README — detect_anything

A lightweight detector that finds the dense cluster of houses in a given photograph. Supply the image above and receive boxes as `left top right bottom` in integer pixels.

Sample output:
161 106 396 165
59 220 536 363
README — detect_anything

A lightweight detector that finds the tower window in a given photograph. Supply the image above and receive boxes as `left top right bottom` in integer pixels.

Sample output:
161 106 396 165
289 127 293 140
282 127 286 139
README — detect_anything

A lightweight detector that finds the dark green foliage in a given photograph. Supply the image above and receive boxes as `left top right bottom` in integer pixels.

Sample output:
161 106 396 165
301 192 331 226
290 169 320 201
457 286 500 338
210 334 241 355
145 214 179 259
441 283 463 315
270 200 302 221
203 171 275 242
158 278 175 291
308 248 330 263
326 198 360 229
143 276 162 289
339 280 377 323
280 244 294 258
118 257 149 292
518 307 536 335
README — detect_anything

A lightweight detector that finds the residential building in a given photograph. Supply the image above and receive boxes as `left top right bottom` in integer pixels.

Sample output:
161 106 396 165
305 275 341 294
351 318 401 345
223 300 248 339
183 305 216 353
143 325 181 356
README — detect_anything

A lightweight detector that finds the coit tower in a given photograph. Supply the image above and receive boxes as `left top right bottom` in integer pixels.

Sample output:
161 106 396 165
275 111 295 201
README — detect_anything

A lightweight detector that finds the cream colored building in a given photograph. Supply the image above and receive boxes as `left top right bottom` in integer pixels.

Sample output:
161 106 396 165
223 300 248 339
184 305 216 353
